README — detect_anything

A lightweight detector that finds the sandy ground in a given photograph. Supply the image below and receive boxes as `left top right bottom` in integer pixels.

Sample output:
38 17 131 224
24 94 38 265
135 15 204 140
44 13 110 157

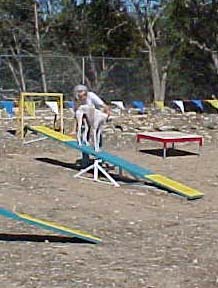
0 117 218 288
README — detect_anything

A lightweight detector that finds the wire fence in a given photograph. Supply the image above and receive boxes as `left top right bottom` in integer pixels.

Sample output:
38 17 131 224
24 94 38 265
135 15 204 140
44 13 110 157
0 55 152 104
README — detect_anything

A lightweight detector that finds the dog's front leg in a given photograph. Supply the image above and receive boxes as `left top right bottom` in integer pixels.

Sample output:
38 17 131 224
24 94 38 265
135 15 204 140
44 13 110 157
93 128 99 152
96 125 103 152
82 118 90 146
76 111 83 146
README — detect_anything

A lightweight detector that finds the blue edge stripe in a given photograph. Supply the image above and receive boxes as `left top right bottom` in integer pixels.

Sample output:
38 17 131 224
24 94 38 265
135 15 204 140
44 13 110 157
0 207 101 244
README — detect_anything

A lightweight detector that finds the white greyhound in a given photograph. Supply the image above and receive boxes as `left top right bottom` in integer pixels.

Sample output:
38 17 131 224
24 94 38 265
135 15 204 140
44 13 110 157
75 104 108 152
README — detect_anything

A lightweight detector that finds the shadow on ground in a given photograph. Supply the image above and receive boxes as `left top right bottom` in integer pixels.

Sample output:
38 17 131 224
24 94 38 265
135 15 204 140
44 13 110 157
0 233 96 244
139 148 198 158
35 157 143 184
35 157 86 171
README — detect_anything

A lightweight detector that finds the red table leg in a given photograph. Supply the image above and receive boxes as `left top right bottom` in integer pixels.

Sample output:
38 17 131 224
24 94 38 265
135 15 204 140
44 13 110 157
163 142 167 158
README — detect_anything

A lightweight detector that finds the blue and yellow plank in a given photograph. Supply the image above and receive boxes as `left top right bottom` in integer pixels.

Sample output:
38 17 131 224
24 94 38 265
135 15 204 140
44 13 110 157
0 207 101 244
27 126 204 200
145 174 203 200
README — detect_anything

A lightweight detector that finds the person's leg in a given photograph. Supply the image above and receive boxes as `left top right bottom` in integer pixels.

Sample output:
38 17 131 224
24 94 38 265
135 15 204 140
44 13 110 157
81 152 90 167
99 133 103 148
97 126 103 151
81 124 91 167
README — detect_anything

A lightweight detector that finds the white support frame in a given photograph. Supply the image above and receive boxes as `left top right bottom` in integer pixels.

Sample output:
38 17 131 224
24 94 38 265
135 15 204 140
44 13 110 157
74 159 120 187
23 136 48 145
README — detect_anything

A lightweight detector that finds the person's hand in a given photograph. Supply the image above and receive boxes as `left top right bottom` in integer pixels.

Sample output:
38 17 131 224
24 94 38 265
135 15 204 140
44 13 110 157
103 105 111 116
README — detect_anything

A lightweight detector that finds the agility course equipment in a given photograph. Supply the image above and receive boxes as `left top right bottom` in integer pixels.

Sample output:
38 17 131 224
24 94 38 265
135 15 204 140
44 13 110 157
137 131 203 158
0 100 15 118
0 207 101 244
74 158 121 187
27 126 204 200
19 92 64 139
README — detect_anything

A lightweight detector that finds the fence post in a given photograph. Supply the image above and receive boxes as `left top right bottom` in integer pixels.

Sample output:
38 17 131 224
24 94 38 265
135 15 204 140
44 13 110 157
82 57 85 84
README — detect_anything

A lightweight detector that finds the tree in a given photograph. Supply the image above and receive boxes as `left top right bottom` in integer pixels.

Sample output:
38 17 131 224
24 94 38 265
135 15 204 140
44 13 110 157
86 0 141 57
0 0 51 92
167 0 218 78
0 0 35 91
124 0 174 104
46 0 143 93
163 0 218 99
49 0 141 57
34 1 47 92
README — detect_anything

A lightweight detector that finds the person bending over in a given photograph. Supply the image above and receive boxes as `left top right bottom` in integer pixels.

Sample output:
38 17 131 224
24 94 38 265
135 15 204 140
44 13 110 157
74 84 110 115
72 84 110 148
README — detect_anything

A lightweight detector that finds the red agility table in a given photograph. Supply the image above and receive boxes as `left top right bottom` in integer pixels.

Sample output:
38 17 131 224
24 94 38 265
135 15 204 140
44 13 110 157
136 131 203 158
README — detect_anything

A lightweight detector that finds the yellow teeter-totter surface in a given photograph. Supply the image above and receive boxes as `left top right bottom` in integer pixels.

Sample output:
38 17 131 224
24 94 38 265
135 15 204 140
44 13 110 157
146 174 203 199
32 126 75 142
16 212 101 243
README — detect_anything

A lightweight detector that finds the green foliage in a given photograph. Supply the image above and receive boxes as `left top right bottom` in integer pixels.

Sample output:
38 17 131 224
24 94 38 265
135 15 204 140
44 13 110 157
86 0 141 57
0 0 35 53
46 0 143 57
165 0 218 99
167 47 218 100
1 0 218 99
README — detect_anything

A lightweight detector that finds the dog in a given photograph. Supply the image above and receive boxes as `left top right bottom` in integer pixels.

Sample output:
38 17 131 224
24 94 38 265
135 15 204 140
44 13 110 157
75 104 108 152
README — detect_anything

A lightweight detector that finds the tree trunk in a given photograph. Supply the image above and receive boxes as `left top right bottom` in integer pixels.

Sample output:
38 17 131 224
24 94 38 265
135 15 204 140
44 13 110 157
17 56 26 92
211 51 218 74
7 60 21 91
160 60 169 102
149 47 161 101
10 32 26 92
146 19 168 103
34 2 47 93
148 46 168 104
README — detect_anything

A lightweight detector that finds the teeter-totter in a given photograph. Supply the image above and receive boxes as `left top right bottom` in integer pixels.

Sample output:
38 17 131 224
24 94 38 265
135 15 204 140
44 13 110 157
26 126 204 200
0 207 101 244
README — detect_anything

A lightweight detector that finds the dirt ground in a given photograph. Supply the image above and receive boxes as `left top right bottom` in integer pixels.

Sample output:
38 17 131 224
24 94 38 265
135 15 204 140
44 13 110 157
1 115 218 288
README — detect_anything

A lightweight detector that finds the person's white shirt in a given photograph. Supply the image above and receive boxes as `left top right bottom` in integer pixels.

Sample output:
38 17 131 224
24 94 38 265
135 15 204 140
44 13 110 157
86 91 105 110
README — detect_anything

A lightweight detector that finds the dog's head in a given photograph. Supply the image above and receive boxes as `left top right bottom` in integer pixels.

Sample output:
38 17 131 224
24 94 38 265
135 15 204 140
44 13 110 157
74 97 84 110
